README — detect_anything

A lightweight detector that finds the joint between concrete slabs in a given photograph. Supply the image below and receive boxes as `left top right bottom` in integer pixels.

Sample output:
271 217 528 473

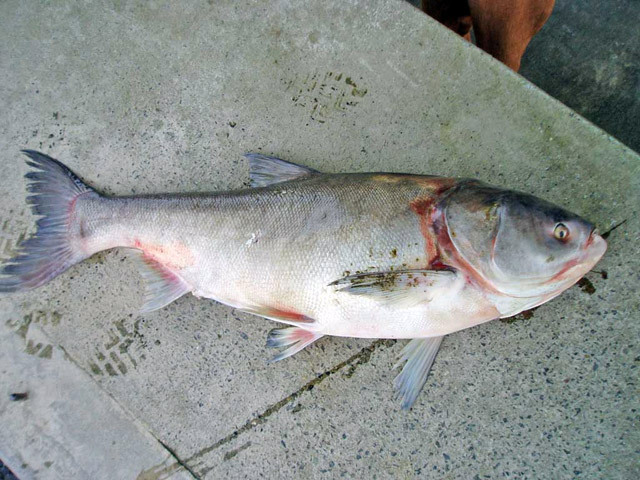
57 345 197 480
153 339 395 477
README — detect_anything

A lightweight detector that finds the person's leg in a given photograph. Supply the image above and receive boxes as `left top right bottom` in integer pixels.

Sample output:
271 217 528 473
423 0 473 40
468 0 555 71
423 0 555 71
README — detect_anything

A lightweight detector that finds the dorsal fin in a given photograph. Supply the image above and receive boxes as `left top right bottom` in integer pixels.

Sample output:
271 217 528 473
244 153 318 187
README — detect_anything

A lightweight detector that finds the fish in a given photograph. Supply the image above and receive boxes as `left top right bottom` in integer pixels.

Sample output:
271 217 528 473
0 150 607 408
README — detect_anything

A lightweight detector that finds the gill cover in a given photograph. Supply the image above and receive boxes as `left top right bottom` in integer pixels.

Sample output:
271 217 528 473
442 182 501 288
443 182 596 298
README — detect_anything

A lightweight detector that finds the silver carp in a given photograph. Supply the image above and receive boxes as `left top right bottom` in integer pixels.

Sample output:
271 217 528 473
0 151 606 408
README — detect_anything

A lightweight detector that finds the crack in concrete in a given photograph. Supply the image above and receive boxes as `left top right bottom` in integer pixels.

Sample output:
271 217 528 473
62 333 394 478
177 339 394 477
157 440 201 480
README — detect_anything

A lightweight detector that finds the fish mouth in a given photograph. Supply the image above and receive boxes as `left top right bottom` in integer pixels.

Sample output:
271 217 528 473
584 228 607 259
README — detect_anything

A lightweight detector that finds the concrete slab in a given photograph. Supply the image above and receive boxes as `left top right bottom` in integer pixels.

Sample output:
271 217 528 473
0 0 637 478
0 313 192 480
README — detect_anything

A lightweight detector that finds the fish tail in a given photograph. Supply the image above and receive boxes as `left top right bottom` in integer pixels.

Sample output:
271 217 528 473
0 150 97 292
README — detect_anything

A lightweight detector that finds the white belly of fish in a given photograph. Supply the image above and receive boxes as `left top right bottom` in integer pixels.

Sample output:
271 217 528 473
188 245 498 339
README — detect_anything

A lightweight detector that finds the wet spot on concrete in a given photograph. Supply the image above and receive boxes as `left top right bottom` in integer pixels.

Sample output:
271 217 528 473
0 210 35 260
6 310 62 339
104 363 118 376
520 309 535 320
25 340 46 356
89 362 103 376
345 76 367 96
39 344 53 359
6 310 62 360
577 277 596 294
592 269 608 279
89 317 146 377
84 250 110 265
283 71 367 123
223 441 252 461
501 308 536 324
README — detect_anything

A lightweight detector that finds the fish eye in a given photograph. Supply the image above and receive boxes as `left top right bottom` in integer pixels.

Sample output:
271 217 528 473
553 223 570 241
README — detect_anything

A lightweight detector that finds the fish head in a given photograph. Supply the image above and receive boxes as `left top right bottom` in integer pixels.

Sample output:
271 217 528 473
443 182 607 299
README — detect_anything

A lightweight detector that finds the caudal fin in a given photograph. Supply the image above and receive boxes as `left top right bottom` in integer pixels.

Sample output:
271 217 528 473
0 150 95 292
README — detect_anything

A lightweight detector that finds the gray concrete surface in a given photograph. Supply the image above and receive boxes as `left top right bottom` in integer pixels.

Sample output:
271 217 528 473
0 319 192 480
521 0 640 153
0 0 638 479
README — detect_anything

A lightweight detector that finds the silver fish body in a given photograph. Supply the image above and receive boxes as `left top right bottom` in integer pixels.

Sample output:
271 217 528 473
78 173 497 339
0 151 607 408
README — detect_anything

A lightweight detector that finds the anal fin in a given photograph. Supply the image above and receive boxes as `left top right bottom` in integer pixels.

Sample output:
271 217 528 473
131 250 192 313
393 336 444 409
266 326 323 363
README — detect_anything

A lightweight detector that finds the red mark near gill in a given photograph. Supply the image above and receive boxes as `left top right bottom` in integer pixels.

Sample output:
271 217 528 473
410 196 441 268
430 259 449 271
409 178 458 270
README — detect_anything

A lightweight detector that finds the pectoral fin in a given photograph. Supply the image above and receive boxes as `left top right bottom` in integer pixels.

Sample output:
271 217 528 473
329 269 459 307
244 153 318 187
266 326 323 363
393 336 444 409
